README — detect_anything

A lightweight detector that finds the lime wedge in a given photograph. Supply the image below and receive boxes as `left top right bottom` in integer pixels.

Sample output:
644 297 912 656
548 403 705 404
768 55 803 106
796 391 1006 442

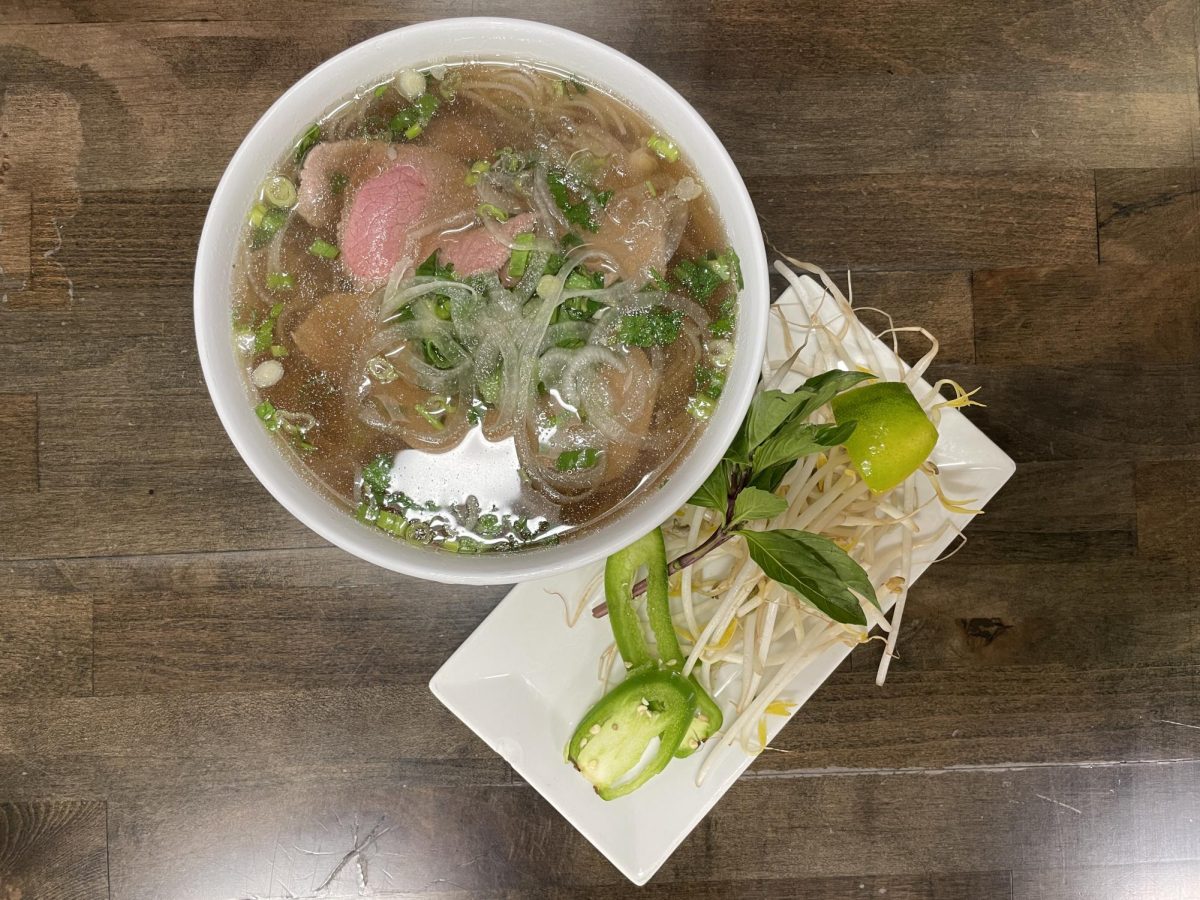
830 381 938 493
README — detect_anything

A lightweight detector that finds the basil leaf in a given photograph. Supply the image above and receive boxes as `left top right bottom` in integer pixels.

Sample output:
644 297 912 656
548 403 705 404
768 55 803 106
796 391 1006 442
688 460 732 518
752 420 857 474
730 487 787 527
748 461 793 493
737 528 873 625
776 529 878 609
788 370 874 424
727 389 815 462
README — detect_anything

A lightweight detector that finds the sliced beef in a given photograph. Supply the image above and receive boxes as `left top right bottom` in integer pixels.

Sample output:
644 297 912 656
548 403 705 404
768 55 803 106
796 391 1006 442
433 212 535 276
296 140 473 286
341 163 431 283
296 140 394 231
290 292 376 379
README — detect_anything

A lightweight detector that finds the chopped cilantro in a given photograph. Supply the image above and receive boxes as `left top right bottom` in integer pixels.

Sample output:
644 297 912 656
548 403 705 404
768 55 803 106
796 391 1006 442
618 305 684 347
416 250 456 279
695 365 726 400
361 454 393 505
556 447 601 471
673 258 724 301
709 296 736 338
546 170 609 232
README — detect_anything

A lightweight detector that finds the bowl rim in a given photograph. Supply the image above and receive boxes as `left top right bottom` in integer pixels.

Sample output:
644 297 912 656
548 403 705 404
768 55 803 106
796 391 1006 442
194 16 769 584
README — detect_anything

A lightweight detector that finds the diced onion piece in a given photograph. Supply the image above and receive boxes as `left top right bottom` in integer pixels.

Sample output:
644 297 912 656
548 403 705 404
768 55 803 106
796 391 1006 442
252 359 284 388
398 69 426 101
674 176 702 201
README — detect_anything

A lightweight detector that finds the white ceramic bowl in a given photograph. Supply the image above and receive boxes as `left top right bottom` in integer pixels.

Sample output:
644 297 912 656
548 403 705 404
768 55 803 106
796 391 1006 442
195 17 768 584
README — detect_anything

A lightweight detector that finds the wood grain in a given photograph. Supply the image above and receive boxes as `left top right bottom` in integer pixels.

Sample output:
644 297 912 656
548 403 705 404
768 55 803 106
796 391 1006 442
0 559 91 699
752 172 1097 271
0 0 1198 896
0 393 37 492
1096 168 1200 264
972 264 1200 365
0 801 108 900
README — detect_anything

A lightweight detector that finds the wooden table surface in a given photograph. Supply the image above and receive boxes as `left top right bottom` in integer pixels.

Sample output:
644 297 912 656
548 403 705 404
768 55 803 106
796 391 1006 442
2 2 1199 898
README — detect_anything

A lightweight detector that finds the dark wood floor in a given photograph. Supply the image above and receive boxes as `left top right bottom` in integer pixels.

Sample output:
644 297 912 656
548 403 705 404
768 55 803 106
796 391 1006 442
1 2 1198 898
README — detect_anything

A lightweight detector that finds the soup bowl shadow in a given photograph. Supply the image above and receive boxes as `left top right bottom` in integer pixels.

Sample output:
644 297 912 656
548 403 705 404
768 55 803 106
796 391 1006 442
195 17 769 585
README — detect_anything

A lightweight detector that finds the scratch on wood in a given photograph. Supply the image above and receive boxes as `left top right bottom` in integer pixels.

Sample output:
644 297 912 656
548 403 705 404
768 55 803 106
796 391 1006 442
1035 793 1083 815
1156 719 1200 731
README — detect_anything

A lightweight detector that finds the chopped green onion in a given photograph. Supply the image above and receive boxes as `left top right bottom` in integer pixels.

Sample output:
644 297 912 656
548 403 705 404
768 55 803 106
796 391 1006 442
422 338 454 370
404 123 423 140
252 301 286 353
414 399 447 430
477 366 502 404
465 159 491 186
262 175 297 209
507 232 536 278
560 232 584 249
644 180 657 198
308 238 339 259
366 355 398 383
687 395 717 420
293 124 320 163
249 207 288 249
266 272 294 291
564 269 604 291
536 274 561 299
373 82 390 99
432 295 453 321
375 510 408 537
478 203 509 222
270 344 288 358
329 172 349 195
255 399 277 427
647 134 680 163
556 447 601 471
247 202 268 227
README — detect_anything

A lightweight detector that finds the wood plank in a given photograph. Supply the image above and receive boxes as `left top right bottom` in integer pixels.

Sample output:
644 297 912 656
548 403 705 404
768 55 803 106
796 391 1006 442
0 686 500 764
0 558 92 698
0 483 325 560
1096 168 1200 264
0 392 37 492
709 75 1200 176
927 363 1200 462
0 189 31 291
854 558 1196 669
805 270 976 365
753 172 1096 271
85 548 505 693
1013 860 1200 900
952 460 1136 564
98 762 1199 895
0 25 1194 190
972 264 1200 365
1135 459 1200 564
754 665 1200 773
5 1 1197 78
0 801 109 900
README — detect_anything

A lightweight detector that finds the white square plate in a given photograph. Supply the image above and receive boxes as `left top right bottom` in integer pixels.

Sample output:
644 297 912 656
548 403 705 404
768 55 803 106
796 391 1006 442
430 273 1015 885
